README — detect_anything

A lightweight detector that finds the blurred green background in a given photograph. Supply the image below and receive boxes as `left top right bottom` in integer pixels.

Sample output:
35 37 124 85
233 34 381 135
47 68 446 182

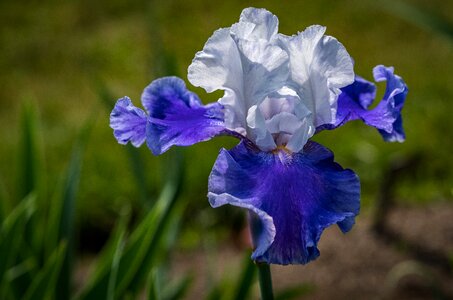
1 0 452 262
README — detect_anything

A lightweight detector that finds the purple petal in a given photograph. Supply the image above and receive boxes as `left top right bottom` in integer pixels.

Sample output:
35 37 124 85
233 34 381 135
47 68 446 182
110 97 147 147
334 76 377 127
373 65 408 142
321 65 408 142
141 76 226 155
208 141 360 265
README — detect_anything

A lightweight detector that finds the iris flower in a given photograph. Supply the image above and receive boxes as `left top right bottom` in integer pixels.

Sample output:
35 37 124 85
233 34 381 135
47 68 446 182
110 8 408 265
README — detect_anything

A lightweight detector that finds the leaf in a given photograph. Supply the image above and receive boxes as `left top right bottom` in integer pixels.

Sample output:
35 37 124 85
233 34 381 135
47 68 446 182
4 257 36 283
84 206 130 288
0 174 9 223
161 274 193 300
22 241 67 300
93 78 150 206
18 101 43 201
206 285 223 300
55 118 93 299
18 102 46 258
106 210 128 300
146 268 160 300
78 151 184 299
231 254 256 300
125 144 150 206
0 194 36 285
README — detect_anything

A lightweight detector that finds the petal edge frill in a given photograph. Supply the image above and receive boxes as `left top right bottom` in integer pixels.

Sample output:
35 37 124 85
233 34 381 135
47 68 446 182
110 97 147 147
208 141 360 265
323 66 408 142
142 77 226 155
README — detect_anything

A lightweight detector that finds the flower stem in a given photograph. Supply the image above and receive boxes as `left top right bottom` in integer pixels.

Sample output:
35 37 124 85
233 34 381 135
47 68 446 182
257 263 274 300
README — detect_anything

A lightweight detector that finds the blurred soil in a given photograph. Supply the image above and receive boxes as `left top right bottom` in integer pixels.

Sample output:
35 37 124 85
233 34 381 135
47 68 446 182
170 203 453 300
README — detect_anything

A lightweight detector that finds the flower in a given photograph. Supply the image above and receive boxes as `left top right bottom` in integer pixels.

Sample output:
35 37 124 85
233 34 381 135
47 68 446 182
110 8 407 265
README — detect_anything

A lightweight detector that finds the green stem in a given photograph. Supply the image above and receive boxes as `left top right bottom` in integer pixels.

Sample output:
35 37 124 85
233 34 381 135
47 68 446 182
257 263 274 300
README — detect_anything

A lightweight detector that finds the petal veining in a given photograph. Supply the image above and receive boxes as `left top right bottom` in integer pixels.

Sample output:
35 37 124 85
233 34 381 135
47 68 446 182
322 66 408 142
208 141 360 265
278 25 355 127
142 77 226 154
110 97 147 147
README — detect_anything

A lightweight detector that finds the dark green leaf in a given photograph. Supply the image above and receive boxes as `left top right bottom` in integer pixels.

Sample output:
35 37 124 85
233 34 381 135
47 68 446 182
146 268 160 300
93 78 150 206
0 194 36 286
56 118 93 299
18 102 46 258
231 254 256 300
18 102 43 201
22 242 67 300
161 274 193 300
106 213 127 300
78 151 184 299
83 206 130 289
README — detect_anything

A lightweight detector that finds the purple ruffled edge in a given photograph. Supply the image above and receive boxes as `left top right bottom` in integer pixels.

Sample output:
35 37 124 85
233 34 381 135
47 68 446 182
110 76 227 154
319 65 408 142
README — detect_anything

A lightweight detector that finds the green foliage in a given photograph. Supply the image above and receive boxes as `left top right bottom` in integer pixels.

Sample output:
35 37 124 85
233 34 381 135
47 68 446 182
0 194 36 297
22 242 67 300
0 104 193 299
1 1 452 299
78 163 185 299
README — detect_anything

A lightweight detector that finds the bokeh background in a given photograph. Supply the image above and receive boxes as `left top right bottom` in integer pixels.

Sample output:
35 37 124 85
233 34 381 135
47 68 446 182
1 0 452 299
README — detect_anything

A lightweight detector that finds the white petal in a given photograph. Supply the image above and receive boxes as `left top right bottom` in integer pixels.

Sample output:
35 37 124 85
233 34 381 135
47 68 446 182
286 119 315 153
219 89 247 135
188 28 243 94
235 7 279 41
235 38 289 107
265 112 301 134
188 23 289 135
279 25 354 126
246 105 276 151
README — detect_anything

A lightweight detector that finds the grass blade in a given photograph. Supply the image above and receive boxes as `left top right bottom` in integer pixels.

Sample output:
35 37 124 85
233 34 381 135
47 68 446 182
78 150 184 299
0 194 36 286
22 241 67 300
0 174 9 222
161 274 193 300
18 102 46 259
56 118 93 299
84 206 130 288
92 78 150 206
146 268 160 300
106 214 127 300
231 254 256 300
18 101 43 201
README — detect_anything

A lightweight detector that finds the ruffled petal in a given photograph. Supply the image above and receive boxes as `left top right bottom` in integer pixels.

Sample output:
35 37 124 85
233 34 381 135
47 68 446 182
188 28 243 94
278 25 355 127
188 8 290 136
142 77 225 155
236 7 279 41
327 76 378 129
208 141 360 265
110 97 147 147
323 65 408 142
246 105 277 151
373 65 408 142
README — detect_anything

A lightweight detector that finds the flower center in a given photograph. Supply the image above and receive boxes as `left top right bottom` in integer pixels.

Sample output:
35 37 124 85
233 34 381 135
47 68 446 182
271 144 294 164
271 144 292 154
